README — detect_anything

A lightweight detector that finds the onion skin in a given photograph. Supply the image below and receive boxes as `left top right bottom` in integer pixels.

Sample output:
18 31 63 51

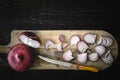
59 34 66 42
7 44 35 72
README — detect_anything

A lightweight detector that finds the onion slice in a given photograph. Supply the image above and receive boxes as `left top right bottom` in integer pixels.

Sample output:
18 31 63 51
70 35 80 46
63 50 74 61
18 32 40 48
77 41 88 53
94 45 106 56
59 34 67 42
56 43 62 51
88 53 99 62
77 53 87 64
44 40 55 50
101 50 114 64
97 36 113 47
84 33 96 44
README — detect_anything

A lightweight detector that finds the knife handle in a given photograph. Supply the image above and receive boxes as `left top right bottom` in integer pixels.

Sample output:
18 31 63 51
72 64 99 72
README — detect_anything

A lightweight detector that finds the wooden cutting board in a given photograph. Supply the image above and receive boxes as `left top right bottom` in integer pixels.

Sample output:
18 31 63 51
0 30 118 71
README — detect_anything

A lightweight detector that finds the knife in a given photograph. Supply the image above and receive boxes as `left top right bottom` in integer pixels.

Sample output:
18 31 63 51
38 55 99 72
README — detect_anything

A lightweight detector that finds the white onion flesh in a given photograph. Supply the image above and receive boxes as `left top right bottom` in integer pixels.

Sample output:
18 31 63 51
44 40 55 50
77 41 88 53
77 53 87 64
56 43 62 51
84 33 96 44
19 35 40 48
59 34 66 42
94 45 106 56
88 53 98 61
101 50 114 64
63 50 74 61
97 36 113 47
70 35 80 46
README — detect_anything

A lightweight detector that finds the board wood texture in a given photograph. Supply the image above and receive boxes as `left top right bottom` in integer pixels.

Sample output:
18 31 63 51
0 30 118 71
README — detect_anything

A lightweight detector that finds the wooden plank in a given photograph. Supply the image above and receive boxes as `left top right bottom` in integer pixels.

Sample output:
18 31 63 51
0 30 118 71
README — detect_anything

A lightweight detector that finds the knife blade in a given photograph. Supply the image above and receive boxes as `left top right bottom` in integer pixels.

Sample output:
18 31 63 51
38 55 99 72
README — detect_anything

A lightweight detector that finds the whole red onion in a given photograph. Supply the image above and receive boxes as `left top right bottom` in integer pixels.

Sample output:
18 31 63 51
7 44 35 72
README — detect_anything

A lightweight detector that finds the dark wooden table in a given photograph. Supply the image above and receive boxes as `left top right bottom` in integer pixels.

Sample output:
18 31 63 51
0 0 120 80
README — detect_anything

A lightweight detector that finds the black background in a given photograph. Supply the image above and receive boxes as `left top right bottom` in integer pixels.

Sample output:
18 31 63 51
0 0 120 80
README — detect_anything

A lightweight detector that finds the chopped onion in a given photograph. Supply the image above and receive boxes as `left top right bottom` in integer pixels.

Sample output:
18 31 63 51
56 43 62 51
88 53 98 61
70 35 80 46
77 41 88 53
44 40 55 50
77 53 87 64
63 50 74 61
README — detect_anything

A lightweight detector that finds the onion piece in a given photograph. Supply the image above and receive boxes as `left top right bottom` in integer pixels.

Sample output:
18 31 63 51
77 53 87 64
101 50 114 64
77 41 88 53
105 37 113 47
56 43 62 51
18 32 40 48
97 37 103 45
94 45 106 56
84 33 96 44
59 34 67 42
63 50 74 61
44 40 55 50
63 43 69 48
88 53 99 61
70 35 80 46
97 36 113 47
